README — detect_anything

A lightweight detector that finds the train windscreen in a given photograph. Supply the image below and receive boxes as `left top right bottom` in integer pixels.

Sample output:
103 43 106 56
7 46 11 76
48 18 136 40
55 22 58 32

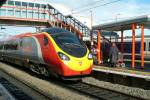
44 28 87 57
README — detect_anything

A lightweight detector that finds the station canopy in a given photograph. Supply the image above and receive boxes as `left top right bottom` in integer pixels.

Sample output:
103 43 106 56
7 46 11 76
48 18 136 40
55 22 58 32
92 15 150 31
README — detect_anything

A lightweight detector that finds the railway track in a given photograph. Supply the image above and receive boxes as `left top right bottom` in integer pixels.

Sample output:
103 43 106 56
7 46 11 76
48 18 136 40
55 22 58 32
0 78 33 100
0 62 146 100
62 82 140 100
0 68 56 100
0 62 97 100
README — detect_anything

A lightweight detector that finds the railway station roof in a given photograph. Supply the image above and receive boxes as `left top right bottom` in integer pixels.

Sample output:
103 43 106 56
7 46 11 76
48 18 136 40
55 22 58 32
93 15 150 31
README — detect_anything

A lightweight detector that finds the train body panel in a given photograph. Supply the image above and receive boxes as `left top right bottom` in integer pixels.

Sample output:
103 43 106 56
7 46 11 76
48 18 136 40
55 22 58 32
1 35 44 64
117 36 150 60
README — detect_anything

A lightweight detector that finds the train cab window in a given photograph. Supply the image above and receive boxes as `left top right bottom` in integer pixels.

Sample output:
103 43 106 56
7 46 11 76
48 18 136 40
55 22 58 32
44 36 48 46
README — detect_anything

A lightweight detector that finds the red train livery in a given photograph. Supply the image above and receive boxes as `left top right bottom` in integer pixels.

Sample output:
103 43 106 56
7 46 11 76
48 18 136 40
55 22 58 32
0 28 93 80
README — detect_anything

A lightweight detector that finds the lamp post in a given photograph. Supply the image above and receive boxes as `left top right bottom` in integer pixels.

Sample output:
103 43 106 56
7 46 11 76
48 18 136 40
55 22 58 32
116 13 120 23
90 10 93 30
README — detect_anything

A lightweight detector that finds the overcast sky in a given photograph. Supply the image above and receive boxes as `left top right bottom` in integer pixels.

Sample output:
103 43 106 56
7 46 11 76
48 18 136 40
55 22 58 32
44 0 150 25
0 0 150 37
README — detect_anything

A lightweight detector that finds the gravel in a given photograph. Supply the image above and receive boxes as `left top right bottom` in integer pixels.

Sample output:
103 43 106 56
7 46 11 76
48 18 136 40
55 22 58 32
83 77 150 100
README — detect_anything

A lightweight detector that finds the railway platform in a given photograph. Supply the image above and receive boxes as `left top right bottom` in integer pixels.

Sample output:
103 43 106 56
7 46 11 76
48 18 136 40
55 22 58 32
93 65 150 80
93 64 150 89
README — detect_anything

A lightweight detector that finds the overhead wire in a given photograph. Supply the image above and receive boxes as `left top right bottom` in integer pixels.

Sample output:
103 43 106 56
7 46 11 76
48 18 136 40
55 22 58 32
72 0 122 14
71 0 105 11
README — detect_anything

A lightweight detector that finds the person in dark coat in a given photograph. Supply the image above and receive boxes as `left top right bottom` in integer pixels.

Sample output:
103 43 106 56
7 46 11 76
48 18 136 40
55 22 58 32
102 39 111 64
109 42 119 67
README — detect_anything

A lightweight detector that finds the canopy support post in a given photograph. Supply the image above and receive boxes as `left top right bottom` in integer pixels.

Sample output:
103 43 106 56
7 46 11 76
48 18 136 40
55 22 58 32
131 23 136 68
141 24 145 68
97 30 101 64
121 30 124 53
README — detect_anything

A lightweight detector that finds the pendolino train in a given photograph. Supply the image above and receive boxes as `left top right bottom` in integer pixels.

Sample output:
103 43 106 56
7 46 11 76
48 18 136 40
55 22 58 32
0 28 93 80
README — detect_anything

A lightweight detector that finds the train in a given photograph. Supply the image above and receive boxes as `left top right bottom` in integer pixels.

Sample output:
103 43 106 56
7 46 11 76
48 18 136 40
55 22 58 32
0 28 93 80
116 36 150 61
89 35 150 65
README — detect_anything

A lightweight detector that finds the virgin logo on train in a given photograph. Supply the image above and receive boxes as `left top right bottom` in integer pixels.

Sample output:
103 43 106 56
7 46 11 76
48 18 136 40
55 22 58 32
79 62 82 66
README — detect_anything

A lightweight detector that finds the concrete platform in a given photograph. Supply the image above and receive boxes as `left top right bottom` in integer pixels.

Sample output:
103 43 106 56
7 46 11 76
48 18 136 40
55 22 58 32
93 65 150 80
124 61 150 72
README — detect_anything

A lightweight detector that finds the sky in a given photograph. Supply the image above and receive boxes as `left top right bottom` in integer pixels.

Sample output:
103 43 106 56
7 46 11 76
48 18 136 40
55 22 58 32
0 0 150 38
44 0 150 24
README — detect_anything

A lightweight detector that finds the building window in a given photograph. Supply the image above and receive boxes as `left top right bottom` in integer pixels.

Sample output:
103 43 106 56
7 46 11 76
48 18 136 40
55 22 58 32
22 2 27 7
8 1 14 5
29 3 34 7
15 1 21 6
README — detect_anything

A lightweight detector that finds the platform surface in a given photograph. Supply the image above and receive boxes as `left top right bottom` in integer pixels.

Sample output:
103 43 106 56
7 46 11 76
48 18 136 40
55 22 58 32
93 65 150 80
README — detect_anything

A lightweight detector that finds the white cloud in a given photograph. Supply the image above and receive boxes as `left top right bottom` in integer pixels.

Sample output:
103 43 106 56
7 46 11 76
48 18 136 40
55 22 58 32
93 0 150 24
51 3 71 15
48 2 92 28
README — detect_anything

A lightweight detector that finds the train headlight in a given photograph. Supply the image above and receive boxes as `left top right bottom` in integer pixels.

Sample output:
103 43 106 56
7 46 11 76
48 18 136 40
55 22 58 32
58 52 70 61
88 53 93 60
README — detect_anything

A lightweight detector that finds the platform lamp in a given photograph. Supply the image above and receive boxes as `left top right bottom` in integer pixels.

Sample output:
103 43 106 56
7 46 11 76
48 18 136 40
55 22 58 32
115 13 120 23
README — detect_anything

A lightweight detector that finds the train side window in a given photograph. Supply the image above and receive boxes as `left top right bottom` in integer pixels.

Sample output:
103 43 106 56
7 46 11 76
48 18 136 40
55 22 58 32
20 40 23 47
149 42 150 51
0 44 3 50
44 36 48 46
144 42 146 51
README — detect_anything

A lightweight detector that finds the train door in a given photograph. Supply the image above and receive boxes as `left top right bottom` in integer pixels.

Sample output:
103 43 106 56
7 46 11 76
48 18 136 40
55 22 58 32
139 40 148 58
147 40 150 55
143 40 147 59
42 35 50 62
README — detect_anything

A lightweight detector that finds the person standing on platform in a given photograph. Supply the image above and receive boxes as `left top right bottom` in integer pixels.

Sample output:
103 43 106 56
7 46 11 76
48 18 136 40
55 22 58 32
102 39 110 64
91 41 98 64
109 42 119 67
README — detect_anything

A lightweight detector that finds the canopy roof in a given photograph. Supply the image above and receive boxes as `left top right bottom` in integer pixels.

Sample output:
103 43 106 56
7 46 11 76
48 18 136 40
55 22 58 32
93 15 150 31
